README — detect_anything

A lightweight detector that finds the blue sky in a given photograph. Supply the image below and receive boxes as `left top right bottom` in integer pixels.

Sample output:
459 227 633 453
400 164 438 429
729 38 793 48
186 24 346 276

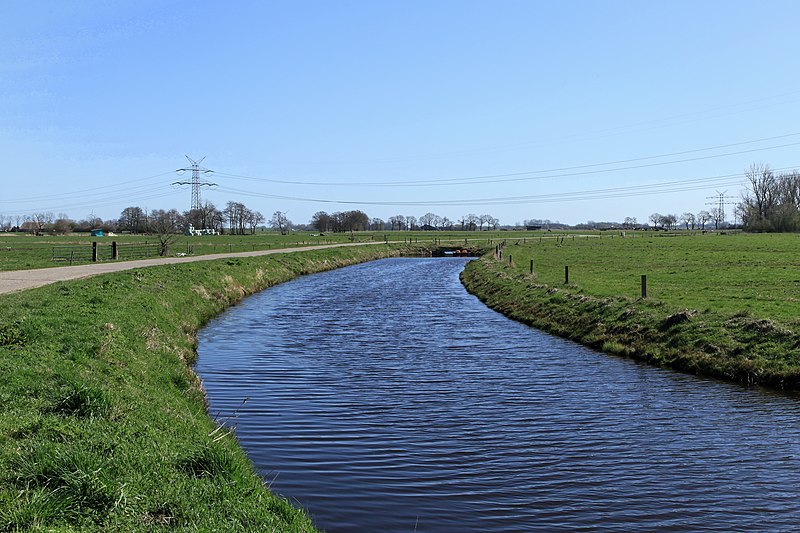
2 0 800 227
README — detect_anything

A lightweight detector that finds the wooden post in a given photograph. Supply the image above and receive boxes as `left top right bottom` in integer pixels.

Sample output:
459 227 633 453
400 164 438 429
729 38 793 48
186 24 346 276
509 254 512 265
92 241 98 262
564 265 569 284
530 259 534 274
641 274 647 299
112 241 118 260
499 250 502 260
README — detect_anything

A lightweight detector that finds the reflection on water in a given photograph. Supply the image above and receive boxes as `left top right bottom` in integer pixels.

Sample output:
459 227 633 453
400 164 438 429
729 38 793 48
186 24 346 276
197 258 800 532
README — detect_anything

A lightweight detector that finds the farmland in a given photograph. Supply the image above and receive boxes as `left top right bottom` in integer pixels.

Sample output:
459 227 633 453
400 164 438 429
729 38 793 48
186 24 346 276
461 231 800 389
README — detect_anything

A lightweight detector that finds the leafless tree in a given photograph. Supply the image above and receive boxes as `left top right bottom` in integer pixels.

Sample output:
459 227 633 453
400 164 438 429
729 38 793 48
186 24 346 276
697 210 712 230
680 212 696 230
149 208 184 256
419 212 437 228
270 211 290 234
465 213 479 231
743 163 777 223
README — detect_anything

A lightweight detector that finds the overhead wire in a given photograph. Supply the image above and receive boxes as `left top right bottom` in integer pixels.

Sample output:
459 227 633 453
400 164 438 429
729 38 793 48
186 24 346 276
211 133 800 187
211 165 777 207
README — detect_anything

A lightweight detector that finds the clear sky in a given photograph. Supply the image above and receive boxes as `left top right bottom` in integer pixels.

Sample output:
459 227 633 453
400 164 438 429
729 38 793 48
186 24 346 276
2 0 800 227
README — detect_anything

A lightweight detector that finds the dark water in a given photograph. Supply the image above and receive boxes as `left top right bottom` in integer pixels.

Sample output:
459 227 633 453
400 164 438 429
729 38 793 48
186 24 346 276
196 258 800 532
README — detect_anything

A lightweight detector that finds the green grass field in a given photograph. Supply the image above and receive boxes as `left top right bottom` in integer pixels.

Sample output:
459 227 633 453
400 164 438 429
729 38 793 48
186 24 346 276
461 231 800 389
498 232 800 324
0 230 520 271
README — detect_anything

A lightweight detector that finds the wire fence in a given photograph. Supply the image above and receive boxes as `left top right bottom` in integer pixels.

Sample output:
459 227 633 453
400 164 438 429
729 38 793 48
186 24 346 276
52 241 161 264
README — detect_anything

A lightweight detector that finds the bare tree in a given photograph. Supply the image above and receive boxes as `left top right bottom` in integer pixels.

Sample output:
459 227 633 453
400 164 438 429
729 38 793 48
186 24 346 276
406 215 417 231
388 214 406 231
119 206 146 234
270 211 290 234
311 211 332 232
248 210 265 234
710 207 724 229
465 213 479 231
479 214 495 231
29 212 53 236
419 212 437 228
743 163 777 223
149 208 184 256
697 210 712 230
680 212 696 230
648 213 662 228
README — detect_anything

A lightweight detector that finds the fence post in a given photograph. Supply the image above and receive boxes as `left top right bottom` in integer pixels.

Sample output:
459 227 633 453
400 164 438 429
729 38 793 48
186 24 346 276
509 254 512 265
92 241 98 262
641 274 647 299
499 250 502 260
530 259 534 274
112 241 118 260
564 265 569 284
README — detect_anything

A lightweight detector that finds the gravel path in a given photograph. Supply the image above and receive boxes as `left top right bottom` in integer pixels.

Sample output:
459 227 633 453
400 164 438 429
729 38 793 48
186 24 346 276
0 242 382 295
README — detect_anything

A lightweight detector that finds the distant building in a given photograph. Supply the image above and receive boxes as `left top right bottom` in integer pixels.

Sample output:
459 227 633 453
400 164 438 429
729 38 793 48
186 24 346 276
184 224 218 236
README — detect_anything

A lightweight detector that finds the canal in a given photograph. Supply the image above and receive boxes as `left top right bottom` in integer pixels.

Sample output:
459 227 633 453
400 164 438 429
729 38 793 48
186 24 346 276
196 257 800 532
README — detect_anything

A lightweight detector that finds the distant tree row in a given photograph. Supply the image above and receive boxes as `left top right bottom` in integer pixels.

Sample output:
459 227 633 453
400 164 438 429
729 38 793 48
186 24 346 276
647 210 720 230
317 212 501 232
310 210 370 232
739 163 800 232
0 199 269 236
119 201 265 235
0 212 108 235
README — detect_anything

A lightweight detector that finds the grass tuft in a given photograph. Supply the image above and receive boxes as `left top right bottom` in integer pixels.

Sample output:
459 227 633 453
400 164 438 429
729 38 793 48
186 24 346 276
51 382 112 419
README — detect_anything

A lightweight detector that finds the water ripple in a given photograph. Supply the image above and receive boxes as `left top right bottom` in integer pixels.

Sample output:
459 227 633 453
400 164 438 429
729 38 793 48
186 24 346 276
197 258 800 532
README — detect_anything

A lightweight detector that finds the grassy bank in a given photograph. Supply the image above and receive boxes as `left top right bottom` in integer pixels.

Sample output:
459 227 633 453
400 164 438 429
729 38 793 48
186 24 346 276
461 233 800 390
0 243 422 531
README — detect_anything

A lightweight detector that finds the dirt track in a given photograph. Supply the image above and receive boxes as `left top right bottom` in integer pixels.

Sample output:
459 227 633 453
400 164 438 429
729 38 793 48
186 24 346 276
0 242 382 295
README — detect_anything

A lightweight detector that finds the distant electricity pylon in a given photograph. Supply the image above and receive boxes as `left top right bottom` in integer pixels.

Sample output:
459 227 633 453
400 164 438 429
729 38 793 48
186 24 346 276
173 156 216 211
705 190 737 225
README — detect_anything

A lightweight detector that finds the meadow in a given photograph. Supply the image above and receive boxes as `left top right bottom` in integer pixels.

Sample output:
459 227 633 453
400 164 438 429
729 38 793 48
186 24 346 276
499 231 800 322
461 231 800 389
0 230 509 271
0 243 427 531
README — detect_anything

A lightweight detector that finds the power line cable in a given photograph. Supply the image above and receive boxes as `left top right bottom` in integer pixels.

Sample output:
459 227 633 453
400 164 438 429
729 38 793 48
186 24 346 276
212 165 781 207
212 134 800 188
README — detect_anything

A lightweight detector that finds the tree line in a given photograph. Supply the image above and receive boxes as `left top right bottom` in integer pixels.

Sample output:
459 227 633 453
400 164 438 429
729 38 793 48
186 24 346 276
738 163 800 232
0 200 267 236
119 201 267 235
309 211 500 232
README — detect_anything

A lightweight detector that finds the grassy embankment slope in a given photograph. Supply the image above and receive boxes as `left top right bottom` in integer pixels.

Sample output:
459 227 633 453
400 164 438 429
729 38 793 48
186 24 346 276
462 232 800 389
0 243 423 531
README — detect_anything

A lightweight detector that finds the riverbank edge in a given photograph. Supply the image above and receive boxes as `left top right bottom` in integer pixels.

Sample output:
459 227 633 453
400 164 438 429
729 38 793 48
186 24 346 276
0 243 429 531
460 254 800 391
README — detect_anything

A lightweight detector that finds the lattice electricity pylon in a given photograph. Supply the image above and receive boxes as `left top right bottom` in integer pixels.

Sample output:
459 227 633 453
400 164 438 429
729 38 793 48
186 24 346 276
173 156 216 211
705 190 737 225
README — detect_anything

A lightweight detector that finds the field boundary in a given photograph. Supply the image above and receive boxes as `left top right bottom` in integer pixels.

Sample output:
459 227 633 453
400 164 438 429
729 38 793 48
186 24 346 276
0 241 386 295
